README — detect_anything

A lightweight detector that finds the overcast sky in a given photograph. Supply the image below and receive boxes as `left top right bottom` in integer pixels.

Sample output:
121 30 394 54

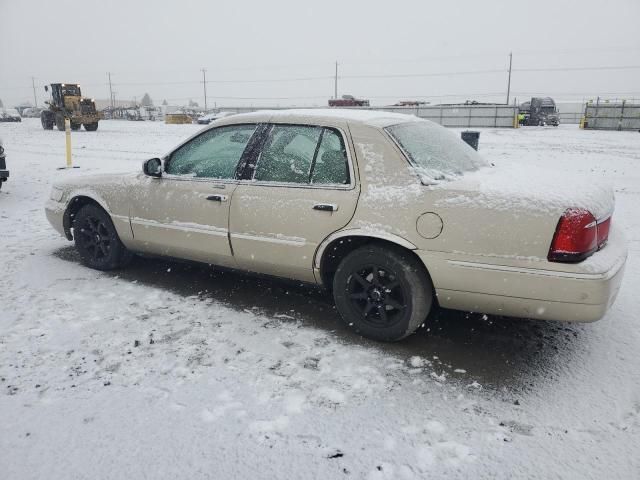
1 0 639 108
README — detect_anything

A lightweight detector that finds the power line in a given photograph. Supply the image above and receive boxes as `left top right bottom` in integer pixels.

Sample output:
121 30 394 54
340 69 505 80
513 65 640 72
512 90 640 96
3 64 640 91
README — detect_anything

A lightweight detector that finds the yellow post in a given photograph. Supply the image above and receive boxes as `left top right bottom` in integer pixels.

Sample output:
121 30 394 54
65 118 72 168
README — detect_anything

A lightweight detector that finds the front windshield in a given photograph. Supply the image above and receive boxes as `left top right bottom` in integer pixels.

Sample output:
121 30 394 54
61 85 81 96
385 121 488 182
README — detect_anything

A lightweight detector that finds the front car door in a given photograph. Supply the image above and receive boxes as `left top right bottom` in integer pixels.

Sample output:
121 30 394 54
229 122 360 282
128 123 258 267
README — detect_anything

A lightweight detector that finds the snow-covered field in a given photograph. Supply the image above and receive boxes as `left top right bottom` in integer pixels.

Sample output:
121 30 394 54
1 119 639 479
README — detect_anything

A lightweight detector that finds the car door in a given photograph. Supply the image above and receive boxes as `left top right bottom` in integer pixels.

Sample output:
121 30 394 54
229 123 360 282
129 123 258 267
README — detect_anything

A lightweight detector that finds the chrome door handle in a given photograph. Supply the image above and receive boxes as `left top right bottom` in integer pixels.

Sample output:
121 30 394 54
313 203 338 212
207 194 228 202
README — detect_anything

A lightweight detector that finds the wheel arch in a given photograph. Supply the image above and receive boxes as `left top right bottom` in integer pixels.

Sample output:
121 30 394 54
63 195 110 240
315 230 432 290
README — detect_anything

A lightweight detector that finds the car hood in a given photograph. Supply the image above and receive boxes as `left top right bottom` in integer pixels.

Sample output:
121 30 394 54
434 165 614 220
54 172 137 189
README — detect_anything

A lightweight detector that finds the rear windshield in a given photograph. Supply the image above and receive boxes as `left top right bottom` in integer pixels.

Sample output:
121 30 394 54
385 121 488 183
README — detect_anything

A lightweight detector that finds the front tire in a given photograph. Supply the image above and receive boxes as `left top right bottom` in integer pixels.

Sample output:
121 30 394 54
41 111 54 130
84 123 98 131
55 114 65 131
333 245 434 341
73 204 133 270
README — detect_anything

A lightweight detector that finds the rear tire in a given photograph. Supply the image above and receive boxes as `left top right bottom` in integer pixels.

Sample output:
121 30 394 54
73 204 133 270
84 123 98 131
333 245 433 341
70 122 81 131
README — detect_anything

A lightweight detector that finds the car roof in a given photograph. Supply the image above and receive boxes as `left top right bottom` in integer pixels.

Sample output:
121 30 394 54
214 108 421 128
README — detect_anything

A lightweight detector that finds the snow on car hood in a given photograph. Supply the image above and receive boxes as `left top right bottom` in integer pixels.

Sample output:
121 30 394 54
54 172 137 189
434 164 614 220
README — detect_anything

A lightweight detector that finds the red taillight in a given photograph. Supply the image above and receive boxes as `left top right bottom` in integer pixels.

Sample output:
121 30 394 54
548 208 597 263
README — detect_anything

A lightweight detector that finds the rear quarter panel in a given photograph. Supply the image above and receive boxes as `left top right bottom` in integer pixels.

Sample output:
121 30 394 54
345 123 615 277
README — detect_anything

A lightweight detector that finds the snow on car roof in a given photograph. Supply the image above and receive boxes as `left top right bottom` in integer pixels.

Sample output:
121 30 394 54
220 108 421 127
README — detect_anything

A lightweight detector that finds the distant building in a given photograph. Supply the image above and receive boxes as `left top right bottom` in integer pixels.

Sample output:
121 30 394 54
328 95 370 107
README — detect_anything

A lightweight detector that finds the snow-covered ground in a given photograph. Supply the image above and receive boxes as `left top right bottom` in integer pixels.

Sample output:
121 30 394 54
1 119 639 479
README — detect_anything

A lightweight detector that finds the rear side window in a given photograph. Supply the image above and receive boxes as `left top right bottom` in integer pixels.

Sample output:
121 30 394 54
253 124 350 185
385 121 488 182
311 128 349 185
254 125 322 183
167 124 256 179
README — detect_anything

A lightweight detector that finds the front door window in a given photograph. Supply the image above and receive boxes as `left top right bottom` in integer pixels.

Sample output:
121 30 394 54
166 124 257 179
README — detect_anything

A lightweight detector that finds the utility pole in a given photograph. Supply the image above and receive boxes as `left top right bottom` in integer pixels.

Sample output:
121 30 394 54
201 68 208 112
31 77 37 107
506 52 513 105
108 72 114 109
334 61 338 99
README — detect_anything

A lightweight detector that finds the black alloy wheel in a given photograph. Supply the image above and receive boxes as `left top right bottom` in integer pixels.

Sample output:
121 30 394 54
333 245 434 341
347 264 406 329
74 204 132 270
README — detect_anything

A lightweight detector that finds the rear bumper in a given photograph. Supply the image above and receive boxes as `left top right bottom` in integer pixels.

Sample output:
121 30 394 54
418 229 627 322
435 262 625 322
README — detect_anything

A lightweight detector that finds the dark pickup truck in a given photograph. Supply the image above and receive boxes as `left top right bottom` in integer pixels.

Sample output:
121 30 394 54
0 139 8 190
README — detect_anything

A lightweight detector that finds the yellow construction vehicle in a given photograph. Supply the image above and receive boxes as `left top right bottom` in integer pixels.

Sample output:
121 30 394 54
41 83 100 131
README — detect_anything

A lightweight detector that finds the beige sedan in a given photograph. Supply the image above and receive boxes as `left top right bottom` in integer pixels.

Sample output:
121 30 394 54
45 109 627 341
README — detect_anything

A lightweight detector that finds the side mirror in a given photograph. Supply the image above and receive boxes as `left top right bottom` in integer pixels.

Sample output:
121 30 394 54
44 85 49 92
143 158 162 177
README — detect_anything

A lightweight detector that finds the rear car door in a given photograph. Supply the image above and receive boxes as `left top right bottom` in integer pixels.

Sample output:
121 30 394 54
129 124 258 267
229 123 360 282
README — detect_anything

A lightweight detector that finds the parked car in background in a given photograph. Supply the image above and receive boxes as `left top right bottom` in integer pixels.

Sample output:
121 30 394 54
45 109 627 341
0 138 8 190
197 111 236 125
21 107 44 118
0 108 22 122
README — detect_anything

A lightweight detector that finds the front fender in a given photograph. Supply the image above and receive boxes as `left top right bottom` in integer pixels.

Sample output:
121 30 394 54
61 186 133 243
